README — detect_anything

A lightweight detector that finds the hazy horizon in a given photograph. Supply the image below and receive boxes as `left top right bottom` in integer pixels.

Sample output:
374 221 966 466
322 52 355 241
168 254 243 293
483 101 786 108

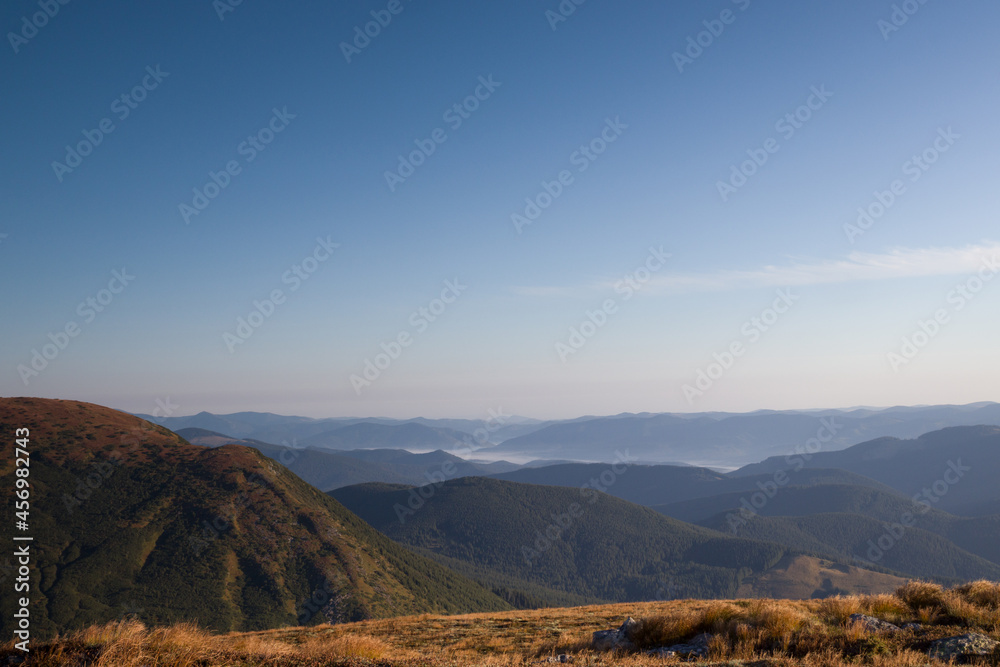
113 398 998 426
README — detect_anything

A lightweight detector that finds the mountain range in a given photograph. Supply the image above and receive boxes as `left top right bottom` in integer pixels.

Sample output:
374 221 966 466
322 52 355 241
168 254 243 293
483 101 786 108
139 402 1000 468
488 404 1000 466
6 396 1000 642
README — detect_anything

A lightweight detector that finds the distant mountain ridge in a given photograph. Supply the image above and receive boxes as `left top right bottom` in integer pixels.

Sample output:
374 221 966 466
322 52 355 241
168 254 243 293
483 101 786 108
177 427 519 491
137 410 540 447
733 425 1000 515
489 404 1000 466
300 421 473 450
142 402 1000 467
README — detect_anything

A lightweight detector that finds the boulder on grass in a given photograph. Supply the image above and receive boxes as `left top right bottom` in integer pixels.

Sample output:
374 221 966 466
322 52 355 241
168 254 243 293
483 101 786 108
591 617 637 651
849 613 901 633
646 632 712 659
928 633 999 662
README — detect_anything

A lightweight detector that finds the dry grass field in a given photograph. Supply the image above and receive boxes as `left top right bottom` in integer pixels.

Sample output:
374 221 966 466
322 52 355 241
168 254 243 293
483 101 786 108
4 581 1000 667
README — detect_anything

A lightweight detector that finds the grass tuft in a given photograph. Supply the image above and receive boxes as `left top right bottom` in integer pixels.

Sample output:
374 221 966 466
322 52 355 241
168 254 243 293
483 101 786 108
895 580 946 611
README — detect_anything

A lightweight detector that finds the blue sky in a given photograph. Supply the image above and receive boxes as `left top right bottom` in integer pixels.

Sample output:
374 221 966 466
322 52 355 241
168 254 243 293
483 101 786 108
2 0 998 419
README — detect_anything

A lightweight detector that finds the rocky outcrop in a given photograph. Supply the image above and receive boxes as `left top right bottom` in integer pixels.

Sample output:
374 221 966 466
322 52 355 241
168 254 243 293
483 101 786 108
645 632 712 659
849 613 901 633
928 633 999 662
592 617 715 659
591 617 638 651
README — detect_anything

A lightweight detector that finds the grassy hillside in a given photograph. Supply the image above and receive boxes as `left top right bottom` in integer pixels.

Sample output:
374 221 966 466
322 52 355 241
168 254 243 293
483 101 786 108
9 580 999 666
331 477 906 606
0 398 509 640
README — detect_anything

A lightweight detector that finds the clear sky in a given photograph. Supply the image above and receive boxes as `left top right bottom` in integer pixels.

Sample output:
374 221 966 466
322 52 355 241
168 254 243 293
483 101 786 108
2 0 998 419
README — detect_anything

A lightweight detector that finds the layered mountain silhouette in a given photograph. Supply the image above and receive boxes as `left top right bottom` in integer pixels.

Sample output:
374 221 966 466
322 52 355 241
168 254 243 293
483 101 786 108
139 411 537 449
489 405 1000 466
141 403 1000 468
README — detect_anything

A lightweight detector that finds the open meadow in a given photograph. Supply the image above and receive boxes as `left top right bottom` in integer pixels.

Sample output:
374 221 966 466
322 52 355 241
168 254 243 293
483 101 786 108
6 581 999 667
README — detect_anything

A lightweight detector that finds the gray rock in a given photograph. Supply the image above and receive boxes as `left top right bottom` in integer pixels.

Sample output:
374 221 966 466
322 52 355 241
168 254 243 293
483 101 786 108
591 629 619 651
849 613 901 633
928 633 999 661
645 647 677 658
901 622 922 631
647 632 713 659
591 617 638 652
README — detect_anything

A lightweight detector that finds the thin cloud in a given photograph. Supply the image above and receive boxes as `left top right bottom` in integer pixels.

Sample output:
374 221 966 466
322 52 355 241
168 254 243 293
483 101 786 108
516 242 1000 296
512 285 582 298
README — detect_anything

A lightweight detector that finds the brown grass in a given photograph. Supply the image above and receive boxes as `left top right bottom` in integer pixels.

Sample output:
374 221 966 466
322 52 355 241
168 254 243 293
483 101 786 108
863 593 912 622
957 580 1000 610
298 634 394 660
632 599 811 659
4 581 1000 666
892 580 1000 630
896 580 948 611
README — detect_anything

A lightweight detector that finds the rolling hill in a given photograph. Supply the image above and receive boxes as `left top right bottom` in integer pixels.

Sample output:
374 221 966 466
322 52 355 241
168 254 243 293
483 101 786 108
0 398 509 639
331 477 907 606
